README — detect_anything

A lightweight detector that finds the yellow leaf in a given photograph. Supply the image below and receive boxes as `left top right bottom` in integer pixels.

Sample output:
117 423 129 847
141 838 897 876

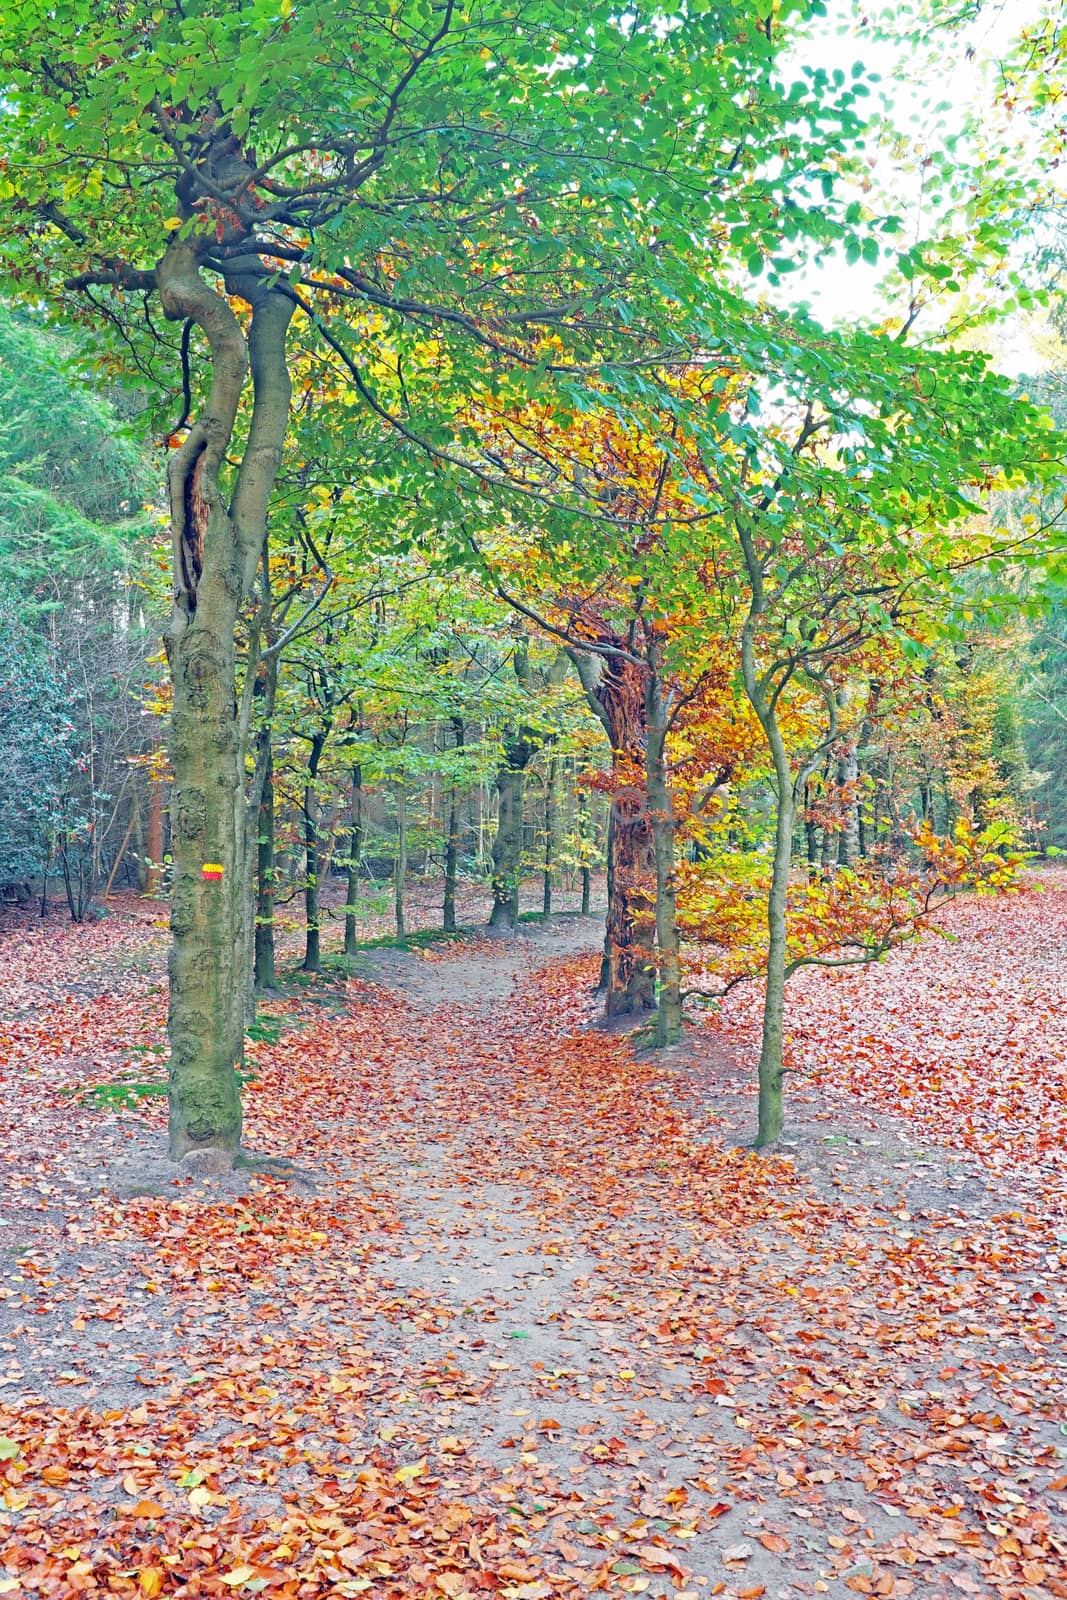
189 1485 211 1508
219 1567 256 1587
139 1570 164 1598
394 1458 426 1485
162 217 183 231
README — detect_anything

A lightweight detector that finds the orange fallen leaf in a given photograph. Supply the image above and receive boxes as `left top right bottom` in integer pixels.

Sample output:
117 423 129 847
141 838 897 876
757 1533 790 1554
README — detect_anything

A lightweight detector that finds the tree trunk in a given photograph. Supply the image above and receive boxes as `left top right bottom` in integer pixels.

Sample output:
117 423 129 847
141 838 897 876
804 781 819 879
757 783 794 1148
597 809 612 986
569 644 656 1014
577 787 593 916
394 782 407 940
646 656 682 1047
838 740 860 867
443 717 463 933
254 733 277 991
820 755 835 877
488 763 524 932
542 754 558 918
303 726 328 973
159 240 293 1162
343 762 364 957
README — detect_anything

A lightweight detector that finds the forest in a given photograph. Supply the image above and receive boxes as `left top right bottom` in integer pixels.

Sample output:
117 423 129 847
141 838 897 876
0 1 1064 1597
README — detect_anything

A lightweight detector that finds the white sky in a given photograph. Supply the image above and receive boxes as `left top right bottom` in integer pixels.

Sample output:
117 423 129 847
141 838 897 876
786 0 1051 371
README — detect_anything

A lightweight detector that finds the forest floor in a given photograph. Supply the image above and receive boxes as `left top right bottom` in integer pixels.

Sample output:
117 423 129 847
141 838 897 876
0 881 1065 1600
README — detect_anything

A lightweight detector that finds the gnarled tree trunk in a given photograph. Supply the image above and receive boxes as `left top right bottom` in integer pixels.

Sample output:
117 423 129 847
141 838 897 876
159 240 293 1163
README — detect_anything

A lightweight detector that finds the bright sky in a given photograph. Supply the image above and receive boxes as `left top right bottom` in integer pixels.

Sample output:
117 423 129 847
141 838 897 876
787 0 1051 371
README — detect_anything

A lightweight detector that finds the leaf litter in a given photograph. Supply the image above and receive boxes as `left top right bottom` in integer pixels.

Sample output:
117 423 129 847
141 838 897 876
0 889 1064 1598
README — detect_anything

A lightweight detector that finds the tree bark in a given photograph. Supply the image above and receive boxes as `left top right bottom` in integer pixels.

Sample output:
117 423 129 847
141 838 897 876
488 761 526 931
569 645 656 1014
838 740 860 867
159 239 293 1162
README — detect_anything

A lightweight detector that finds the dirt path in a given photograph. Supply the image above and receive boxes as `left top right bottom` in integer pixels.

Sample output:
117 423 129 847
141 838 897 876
0 906 1065 1599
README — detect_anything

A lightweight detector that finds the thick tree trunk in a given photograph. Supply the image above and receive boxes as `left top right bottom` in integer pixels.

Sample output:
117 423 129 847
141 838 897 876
166 582 247 1158
159 240 293 1162
605 787 657 1015
569 644 656 1014
343 763 364 957
254 735 277 991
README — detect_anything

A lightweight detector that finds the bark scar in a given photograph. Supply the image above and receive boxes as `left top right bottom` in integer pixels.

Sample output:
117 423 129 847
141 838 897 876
180 442 209 609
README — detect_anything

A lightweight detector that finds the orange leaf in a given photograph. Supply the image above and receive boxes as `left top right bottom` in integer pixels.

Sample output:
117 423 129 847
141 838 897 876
757 1534 790 1554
